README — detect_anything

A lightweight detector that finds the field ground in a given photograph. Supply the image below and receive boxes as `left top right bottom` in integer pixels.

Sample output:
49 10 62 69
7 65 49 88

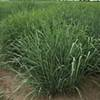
0 69 100 100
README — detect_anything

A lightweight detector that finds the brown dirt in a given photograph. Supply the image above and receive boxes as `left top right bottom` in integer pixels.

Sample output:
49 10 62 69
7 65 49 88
0 69 100 100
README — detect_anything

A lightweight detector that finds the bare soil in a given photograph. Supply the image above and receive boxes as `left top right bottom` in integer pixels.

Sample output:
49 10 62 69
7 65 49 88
0 69 100 100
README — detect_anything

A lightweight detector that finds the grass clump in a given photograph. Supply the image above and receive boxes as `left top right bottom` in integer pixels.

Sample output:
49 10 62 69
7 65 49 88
4 18 100 96
0 2 100 97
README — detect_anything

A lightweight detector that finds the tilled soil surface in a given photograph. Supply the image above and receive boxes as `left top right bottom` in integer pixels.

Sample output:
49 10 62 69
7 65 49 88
0 69 100 100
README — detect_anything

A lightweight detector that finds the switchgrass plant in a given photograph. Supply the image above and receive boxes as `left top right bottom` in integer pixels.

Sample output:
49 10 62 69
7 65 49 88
5 20 100 96
0 1 100 96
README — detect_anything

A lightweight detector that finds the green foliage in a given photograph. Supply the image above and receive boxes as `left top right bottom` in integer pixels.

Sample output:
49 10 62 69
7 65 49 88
0 1 100 96
0 1 12 20
8 23 100 95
